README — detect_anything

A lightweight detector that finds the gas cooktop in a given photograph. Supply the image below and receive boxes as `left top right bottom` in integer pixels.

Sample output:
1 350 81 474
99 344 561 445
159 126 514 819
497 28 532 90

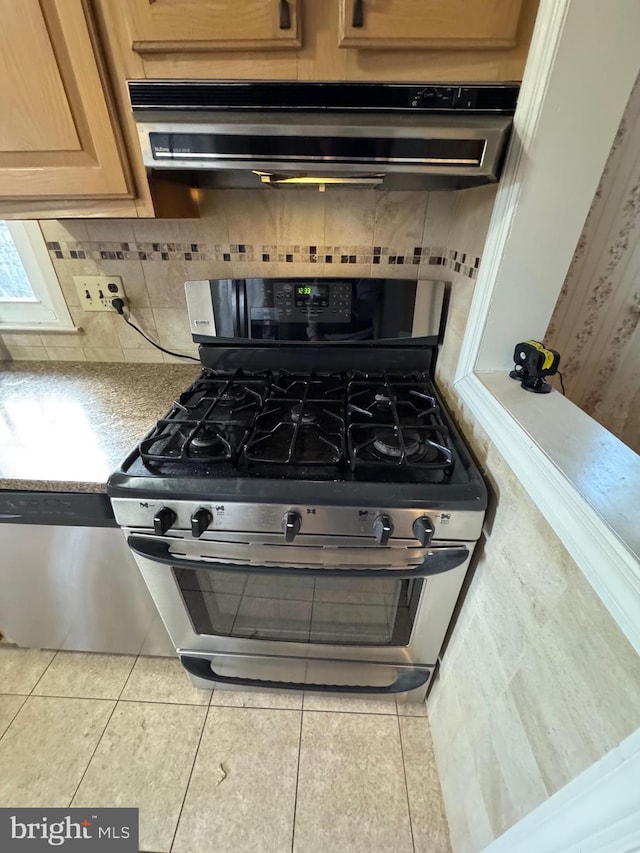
108 367 486 509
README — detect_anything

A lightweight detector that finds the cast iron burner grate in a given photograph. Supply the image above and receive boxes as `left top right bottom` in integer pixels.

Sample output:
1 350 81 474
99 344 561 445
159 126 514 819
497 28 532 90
139 370 269 466
243 370 347 466
346 373 454 475
137 368 455 480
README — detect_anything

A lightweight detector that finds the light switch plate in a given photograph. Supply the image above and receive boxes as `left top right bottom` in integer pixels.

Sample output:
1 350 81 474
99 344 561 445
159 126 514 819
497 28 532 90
73 275 126 312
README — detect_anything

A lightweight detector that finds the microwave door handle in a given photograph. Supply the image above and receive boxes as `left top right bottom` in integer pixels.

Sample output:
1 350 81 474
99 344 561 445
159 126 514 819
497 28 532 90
239 280 248 337
126 535 469 577
233 280 244 337
180 654 429 694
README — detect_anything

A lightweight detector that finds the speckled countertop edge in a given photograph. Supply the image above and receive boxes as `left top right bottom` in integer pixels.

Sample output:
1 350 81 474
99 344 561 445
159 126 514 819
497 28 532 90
0 361 200 493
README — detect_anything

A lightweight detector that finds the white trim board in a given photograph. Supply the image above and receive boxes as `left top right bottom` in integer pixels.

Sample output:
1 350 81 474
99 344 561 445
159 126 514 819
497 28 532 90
454 0 640 650
484 726 640 853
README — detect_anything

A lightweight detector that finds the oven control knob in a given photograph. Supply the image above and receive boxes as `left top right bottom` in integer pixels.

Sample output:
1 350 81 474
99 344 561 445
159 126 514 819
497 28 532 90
282 511 301 542
373 513 393 546
153 506 176 536
413 516 435 547
191 508 212 538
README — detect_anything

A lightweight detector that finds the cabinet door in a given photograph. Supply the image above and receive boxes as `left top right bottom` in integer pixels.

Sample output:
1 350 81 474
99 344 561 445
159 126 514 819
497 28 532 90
126 0 301 53
0 0 130 200
339 0 524 49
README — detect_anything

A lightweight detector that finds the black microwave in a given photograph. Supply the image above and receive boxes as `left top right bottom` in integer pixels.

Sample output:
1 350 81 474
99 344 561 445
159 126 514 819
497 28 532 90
185 277 444 347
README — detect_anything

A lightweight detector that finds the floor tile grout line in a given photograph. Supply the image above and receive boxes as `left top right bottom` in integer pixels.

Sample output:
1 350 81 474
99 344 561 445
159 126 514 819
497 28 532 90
3 690 410 715
68 653 138 807
117 654 141 700
67 700 119 808
0 650 60 746
29 649 59 695
169 703 210 853
296 705 397 716
1 692 212 707
290 709 305 853
396 714 417 853
0 694 29 746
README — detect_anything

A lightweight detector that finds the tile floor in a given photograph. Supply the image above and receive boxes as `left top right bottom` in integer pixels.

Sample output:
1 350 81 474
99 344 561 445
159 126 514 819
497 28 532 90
0 647 450 853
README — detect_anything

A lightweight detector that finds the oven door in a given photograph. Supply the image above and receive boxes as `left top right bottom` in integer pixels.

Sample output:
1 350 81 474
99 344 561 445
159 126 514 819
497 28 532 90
126 531 471 698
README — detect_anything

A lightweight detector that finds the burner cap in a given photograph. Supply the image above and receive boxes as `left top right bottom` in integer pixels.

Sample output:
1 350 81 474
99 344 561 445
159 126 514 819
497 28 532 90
291 403 318 425
373 429 421 459
191 426 224 452
218 385 249 404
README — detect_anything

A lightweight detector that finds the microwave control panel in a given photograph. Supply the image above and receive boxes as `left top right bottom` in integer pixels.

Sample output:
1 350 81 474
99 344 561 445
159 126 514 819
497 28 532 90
251 281 352 323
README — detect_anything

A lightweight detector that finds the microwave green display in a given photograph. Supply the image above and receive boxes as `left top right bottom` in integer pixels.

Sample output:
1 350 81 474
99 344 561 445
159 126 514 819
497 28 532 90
294 283 330 308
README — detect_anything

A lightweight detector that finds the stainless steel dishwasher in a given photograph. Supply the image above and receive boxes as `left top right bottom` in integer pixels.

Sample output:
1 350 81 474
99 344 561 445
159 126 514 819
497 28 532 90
0 490 173 656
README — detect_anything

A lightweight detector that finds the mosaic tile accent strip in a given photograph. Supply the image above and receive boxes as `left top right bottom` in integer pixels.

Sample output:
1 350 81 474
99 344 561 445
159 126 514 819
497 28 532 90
46 241 481 280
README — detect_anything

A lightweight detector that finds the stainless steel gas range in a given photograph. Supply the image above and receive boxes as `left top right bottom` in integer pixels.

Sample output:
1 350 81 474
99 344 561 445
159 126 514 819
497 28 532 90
108 276 486 704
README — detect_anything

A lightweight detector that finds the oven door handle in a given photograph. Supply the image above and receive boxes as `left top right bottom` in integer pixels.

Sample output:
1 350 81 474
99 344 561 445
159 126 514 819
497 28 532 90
180 654 430 694
127 535 469 577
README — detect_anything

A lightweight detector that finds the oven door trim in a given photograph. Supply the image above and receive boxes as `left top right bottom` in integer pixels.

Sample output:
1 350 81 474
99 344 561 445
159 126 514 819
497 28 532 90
126 531 472 667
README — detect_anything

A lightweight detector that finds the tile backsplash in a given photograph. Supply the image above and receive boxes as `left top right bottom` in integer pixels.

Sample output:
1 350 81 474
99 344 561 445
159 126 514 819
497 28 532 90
0 187 495 363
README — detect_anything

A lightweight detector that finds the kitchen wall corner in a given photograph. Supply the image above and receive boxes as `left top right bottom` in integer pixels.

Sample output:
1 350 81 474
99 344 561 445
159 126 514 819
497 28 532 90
0 187 495 364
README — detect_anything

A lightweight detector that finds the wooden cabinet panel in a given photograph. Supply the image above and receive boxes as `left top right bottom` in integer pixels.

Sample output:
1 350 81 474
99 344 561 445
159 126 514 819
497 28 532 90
127 0 301 53
0 0 131 201
339 0 524 49
0 2 79 152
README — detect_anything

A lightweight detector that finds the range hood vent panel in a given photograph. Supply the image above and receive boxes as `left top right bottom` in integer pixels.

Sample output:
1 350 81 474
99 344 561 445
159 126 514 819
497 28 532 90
130 81 518 190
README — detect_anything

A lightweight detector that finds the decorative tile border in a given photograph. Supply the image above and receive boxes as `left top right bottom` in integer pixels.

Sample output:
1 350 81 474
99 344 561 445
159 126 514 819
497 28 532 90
46 240 480 280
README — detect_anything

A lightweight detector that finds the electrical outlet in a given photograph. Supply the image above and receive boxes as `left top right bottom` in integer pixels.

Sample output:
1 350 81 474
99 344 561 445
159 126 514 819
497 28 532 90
73 275 126 312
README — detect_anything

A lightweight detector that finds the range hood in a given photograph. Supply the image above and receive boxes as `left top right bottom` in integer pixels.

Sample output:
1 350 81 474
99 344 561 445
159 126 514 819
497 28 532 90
129 81 518 191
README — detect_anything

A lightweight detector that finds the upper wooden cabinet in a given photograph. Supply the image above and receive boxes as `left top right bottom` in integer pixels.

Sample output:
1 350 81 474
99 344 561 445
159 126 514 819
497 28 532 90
338 0 524 50
102 0 538 83
0 0 132 202
126 0 301 54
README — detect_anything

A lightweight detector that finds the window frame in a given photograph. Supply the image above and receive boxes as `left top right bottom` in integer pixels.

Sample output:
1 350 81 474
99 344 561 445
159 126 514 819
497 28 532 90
0 221 75 332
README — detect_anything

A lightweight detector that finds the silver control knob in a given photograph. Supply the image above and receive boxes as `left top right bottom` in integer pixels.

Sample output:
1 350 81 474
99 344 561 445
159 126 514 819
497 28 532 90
282 511 301 543
413 516 435 547
373 513 393 546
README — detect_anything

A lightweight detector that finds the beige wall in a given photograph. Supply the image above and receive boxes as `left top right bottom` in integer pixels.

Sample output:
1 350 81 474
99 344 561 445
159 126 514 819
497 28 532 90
0 188 484 363
431 204 640 850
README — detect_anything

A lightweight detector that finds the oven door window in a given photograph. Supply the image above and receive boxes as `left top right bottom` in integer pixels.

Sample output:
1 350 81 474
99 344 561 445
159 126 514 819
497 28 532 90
176 568 420 646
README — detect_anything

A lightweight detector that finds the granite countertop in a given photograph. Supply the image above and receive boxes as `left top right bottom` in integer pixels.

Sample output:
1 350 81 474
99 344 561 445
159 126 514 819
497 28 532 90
0 361 200 493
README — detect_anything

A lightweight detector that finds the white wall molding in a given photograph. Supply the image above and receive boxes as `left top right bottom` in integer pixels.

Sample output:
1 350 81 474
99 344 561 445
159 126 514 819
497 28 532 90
455 0 572 380
458 0 640 378
484 726 640 853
